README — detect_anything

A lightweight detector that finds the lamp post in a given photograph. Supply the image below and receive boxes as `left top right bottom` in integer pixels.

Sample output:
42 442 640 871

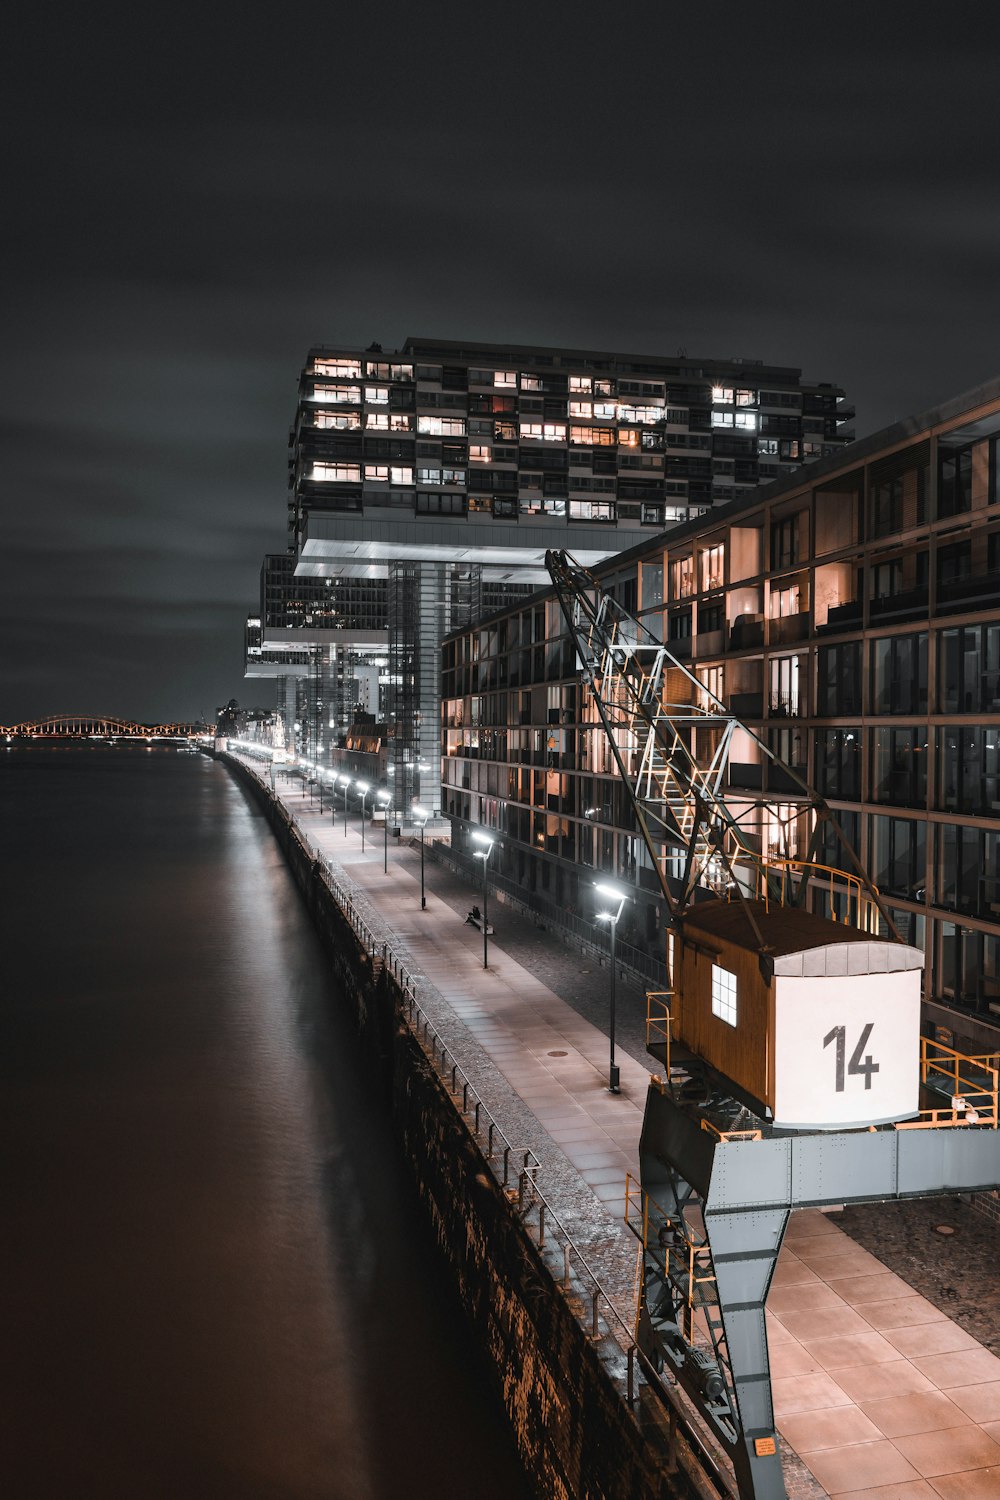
355 780 370 853
413 803 429 909
471 830 495 969
595 881 628 1093
377 790 391 873
338 775 351 836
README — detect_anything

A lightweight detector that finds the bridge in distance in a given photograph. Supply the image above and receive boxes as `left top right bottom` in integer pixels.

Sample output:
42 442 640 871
3 714 209 739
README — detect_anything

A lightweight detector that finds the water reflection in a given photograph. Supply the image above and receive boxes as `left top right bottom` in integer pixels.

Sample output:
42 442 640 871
0 748 530 1499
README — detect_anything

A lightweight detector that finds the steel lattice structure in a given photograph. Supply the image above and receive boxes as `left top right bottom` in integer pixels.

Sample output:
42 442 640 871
545 548 897 945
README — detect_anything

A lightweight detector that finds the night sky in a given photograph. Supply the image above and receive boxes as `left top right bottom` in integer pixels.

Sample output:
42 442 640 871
3 4 999 723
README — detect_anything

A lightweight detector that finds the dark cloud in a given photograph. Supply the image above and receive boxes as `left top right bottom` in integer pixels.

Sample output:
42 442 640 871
3 1 1000 720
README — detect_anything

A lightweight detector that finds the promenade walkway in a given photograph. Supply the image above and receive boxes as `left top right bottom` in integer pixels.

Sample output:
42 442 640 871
240 757 1000 1500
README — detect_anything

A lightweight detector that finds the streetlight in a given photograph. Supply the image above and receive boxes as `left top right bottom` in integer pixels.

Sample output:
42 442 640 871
338 775 352 836
471 830 495 969
413 803 429 909
595 881 628 1093
377 790 391 873
355 780 370 853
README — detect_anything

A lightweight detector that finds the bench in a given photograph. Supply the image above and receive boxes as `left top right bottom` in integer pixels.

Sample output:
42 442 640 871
465 913 495 935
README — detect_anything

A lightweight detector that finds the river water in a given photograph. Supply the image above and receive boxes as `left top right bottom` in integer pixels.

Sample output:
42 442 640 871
0 745 531 1500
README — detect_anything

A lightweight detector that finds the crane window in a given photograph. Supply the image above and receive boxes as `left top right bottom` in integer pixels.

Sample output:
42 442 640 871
711 965 738 1027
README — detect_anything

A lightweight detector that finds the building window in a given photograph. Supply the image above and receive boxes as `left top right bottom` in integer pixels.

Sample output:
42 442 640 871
816 729 861 801
872 815 926 900
312 357 362 378
939 625 1000 713
711 964 737 1027
311 462 361 483
871 727 927 807
817 642 862 716
938 726 1000 814
312 384 361 405
871 634 927 715
939 826 1000 919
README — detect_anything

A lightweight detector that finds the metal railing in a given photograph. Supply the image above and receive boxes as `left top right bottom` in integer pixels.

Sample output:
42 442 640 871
224 749 732 1497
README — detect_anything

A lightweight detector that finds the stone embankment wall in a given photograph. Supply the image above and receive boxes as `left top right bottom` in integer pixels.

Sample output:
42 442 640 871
225 755 719 1500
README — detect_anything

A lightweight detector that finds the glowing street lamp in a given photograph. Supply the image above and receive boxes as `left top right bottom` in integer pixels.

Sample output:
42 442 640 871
412 803 430 909
377 790 391 873
338 775 352 836
471 830 495 969
595 881 628 1093
355 780 370 853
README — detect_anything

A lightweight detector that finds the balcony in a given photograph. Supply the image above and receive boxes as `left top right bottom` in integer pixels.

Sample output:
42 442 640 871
936 570 1000 614
870 585 929 622
729 692 763 719
818 599 862 633
730 614 764 649
768 612 810 646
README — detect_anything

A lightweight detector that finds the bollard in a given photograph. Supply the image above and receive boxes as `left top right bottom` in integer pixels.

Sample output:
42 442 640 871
563 1243 571 1285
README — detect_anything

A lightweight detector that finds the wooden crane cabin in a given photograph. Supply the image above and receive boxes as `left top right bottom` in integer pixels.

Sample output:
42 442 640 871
673 899 924 1130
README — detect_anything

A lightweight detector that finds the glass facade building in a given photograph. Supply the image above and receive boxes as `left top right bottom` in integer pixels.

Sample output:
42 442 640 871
256 337 850 814
442 376 1000 1047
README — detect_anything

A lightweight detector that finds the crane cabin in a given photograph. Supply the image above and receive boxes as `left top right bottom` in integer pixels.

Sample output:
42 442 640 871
670 898 924 1130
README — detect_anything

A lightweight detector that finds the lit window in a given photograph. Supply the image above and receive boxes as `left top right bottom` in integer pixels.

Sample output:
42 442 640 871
312 384 361 405
469 444 491 462
543 423 566 442
569 375 592 393
521 374 542 392
711 964 737 1027
313 358 362 378
711 410 735 428
569 401 593 418
618 429 640 448
417 416 466 437
441 467 466 485
593 402 616 420
311 463 361 483
735 389 756 407
390 466 413 485
364 386 389 404
365 464 389 482
390 413 412 431
520 422 544 441
365 412 389 429
617 403 664 424
390 363 413 382
734 412 758 431
314 410 360 430
712 385 734 405
494 370 517 388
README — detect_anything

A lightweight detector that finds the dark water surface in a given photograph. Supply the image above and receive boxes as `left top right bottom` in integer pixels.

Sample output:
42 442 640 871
1 746 530 1500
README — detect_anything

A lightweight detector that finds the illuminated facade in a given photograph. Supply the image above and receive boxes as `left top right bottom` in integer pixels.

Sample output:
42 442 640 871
281 338 850 814
442 376 1000 1046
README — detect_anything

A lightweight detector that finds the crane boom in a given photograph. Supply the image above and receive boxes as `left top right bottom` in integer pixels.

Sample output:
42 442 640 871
544 548 898 947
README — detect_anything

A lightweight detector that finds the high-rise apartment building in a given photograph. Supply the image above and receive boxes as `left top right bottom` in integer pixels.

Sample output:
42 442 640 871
442 376 1000 1048
253 337 851 816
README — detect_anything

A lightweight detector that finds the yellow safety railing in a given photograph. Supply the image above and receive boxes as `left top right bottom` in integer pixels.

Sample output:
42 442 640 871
699 1118 763 1143
645 991 675 1070
625 1173 717 1334
738 855 882 932
905 1037 1000 1129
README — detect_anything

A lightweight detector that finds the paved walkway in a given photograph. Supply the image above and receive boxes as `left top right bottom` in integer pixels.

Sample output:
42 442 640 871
246 761 1000 1500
